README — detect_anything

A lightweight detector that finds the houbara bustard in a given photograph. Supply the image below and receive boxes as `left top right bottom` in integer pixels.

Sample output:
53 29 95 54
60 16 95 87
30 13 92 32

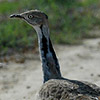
10 10 100 100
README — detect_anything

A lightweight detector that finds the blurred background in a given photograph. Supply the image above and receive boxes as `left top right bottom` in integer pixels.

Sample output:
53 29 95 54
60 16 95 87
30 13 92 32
0 0 100 56
0 0 100 100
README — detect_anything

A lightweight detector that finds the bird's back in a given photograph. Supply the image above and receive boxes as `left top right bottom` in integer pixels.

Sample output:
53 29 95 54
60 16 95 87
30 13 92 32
37 79 100 100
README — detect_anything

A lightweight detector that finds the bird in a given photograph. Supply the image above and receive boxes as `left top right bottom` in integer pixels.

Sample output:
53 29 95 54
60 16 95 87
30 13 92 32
10 10 100 100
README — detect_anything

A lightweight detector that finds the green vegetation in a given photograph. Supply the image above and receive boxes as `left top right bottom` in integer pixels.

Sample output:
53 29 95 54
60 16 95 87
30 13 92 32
0 0 100 54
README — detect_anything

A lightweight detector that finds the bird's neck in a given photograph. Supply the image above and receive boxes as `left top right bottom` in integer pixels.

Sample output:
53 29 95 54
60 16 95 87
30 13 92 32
33 24 62 83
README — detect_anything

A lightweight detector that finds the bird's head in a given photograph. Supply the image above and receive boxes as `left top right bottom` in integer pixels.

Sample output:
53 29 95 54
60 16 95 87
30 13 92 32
10 10 48 27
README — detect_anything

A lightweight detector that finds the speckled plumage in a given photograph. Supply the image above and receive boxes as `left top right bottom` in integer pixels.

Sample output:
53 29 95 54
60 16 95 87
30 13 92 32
10 10 100 100
38 79 100 100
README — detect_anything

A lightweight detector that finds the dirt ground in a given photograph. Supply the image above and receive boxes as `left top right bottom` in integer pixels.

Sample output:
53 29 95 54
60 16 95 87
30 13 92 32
0 38 100 100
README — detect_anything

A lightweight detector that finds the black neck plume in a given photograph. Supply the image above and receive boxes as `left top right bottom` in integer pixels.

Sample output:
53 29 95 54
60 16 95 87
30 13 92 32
36 25 62 83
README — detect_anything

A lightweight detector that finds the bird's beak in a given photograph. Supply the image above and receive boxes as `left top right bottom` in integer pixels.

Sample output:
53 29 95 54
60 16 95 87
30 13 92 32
10 14 24 19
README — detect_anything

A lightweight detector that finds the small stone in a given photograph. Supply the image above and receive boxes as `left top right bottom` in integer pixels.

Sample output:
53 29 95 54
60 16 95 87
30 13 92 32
97 74 100 77
90 73 94 77
80 66 83 69
23 96 26 99
0 63 7 69
26 86 31 89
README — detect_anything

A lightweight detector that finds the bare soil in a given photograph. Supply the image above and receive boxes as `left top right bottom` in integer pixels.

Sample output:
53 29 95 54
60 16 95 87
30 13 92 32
0 38 100 100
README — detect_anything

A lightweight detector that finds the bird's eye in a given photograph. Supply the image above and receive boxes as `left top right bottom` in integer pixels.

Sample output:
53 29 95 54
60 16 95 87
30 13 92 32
28 15 34 19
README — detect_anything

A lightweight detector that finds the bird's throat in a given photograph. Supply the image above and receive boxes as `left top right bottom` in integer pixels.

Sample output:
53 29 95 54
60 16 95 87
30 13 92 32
35 24 62 83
